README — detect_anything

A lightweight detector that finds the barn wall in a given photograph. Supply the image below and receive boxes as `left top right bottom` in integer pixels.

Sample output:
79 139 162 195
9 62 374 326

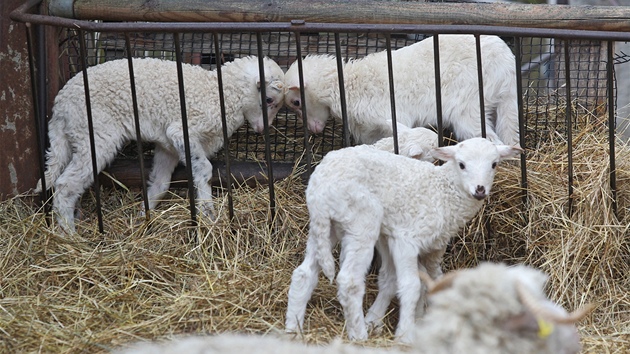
0 0 38 199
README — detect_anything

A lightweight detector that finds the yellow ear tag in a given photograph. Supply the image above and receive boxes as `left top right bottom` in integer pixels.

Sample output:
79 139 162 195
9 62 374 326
537 317 554 339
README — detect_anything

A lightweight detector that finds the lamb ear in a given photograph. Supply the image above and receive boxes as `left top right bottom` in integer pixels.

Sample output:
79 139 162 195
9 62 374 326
430 145 457 162
419 271 460 294
407 144 431 161
497 144 524 160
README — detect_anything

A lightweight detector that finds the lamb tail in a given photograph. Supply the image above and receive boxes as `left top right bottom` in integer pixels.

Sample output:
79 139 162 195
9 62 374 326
310 212 335 282
35 115 72 192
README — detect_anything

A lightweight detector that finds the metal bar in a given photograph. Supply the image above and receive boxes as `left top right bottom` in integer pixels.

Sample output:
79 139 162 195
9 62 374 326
293 30 313 178
607 40 617 217
564 39 574 216
214 33 235 221
475 33 486 139
514 36 528 208
25 23 51 216
78 29 104 233
173 32 198 227
123 33 150 219
433 35 444 147
334 32 351 147
256 32 276 221
385 33 399 154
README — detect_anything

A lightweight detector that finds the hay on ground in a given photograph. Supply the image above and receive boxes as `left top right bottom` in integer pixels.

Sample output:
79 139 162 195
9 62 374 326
0 125 628 353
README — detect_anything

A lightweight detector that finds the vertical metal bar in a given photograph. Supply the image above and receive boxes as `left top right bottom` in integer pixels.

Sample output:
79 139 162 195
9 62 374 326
514 36 528 207
433 34 444 147
25 23 51 216
564 39 574 216
256 32 276 221
475 34 487 138
293 31 313 177
606 40 617 216
78 29 104 233
173 33 198 227
334 33 351 147
214 33 234 221
123 33 150 219
385 33 399 154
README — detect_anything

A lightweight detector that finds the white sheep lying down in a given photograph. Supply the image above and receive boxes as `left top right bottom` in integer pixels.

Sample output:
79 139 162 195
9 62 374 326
36 56 285 233
284 34 520 146
286 137 523 343
116 263 591 354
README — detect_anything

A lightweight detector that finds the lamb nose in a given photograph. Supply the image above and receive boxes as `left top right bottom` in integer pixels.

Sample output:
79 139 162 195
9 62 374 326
473 186 486 200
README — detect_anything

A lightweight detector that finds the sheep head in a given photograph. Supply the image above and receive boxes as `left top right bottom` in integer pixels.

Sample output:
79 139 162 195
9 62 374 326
418 263 592 354
244 57 285 134
284 55 337 134
430 137 523 200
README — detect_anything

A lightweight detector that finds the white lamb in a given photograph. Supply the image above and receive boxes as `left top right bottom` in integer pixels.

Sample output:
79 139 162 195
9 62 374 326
414 262 592 354
35 56 285 233
284 34 519 146
285 137 523 343
115 263 590 354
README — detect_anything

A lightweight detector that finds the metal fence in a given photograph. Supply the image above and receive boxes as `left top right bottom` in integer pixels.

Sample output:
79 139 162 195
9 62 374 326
10 0 630 232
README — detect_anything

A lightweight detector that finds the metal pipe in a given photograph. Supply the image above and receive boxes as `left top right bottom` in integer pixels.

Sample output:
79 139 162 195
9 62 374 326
173 32 198 227
214 33 235 222
334 33 350 148
433 35 444 147
475 33 486 139
124 33 150 219
78 28 104 233
26 23 51 216
256 32 276 222
564 40 574 216
514 36 528 209
385 33 399 155
607 40 617 217
293 29 313 178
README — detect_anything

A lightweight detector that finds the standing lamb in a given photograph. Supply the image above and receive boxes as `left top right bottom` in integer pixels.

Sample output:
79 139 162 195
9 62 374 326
285 137 522 343
116 263 590 354
284 34 519 146
36 56 285 233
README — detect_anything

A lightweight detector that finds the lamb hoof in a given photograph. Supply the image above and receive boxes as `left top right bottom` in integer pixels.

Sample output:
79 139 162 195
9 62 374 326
366 319 385 335
199 203 217 221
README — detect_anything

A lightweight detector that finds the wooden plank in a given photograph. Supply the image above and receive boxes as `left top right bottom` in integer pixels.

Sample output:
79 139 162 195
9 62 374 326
99 159 300 189
47 0 630 32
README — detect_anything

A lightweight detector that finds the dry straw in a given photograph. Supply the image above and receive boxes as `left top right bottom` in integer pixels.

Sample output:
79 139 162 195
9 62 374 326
1 124 629 353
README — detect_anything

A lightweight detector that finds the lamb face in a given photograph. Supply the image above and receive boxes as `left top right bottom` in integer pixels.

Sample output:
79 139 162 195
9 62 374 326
243 57 286 134
431 137 522 200
284 56 336 134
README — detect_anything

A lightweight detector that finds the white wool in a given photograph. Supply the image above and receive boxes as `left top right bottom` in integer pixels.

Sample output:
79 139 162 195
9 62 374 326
369 124 438 161
116 264 583 354
286 137 522 343
35 56 285 233
285 35 519 146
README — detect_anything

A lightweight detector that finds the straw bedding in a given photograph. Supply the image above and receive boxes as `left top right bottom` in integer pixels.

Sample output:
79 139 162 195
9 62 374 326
1 125 628 353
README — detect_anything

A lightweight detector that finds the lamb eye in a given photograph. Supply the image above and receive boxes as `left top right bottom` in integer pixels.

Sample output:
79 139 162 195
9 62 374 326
492 162 498 169
292 100 300 107
266 97 274 104
459 162 465 170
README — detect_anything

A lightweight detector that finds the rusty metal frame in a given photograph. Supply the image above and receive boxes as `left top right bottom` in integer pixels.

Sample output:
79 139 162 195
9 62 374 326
11 0 630 232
